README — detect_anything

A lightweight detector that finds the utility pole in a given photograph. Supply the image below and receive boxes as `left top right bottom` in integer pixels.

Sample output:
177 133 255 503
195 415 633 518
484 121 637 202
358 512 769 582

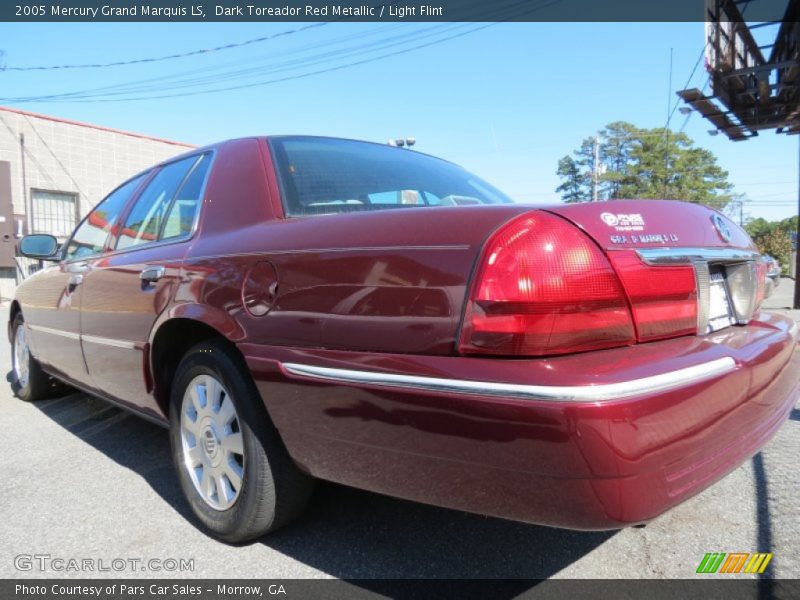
737 199 743 227
794 135 800 309
664 48 673 199
592 136 600 202
19 133 30 235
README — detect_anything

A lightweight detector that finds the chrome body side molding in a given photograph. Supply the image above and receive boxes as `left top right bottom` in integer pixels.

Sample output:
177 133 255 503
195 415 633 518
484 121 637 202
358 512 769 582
28 324 137 349
282 357 737 403
81 334 138 350
28 324 80 340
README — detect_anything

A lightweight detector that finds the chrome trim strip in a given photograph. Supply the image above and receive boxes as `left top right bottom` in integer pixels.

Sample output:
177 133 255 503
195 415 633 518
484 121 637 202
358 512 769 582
28 324 80 341
28 325 137 349
637 247 760 265
186 245 471 263
81 334 138 350
282 357 737 402
694 261 711 334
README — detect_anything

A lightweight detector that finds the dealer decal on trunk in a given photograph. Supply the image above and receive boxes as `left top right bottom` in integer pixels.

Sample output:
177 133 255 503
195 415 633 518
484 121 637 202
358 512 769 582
601 212 645 230
602 212 679 245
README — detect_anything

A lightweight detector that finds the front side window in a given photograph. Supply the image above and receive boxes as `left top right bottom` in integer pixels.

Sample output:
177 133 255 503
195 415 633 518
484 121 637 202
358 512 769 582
64 174 146 261
117 154 211 250
269 136 512 216
116 155 200 250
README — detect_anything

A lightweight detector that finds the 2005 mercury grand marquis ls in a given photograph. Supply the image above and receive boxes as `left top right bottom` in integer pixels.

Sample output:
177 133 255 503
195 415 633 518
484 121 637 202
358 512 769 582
9 136 799 542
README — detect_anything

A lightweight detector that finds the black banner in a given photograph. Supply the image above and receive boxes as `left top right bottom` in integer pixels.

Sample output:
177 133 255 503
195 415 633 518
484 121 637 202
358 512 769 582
1 0 795 22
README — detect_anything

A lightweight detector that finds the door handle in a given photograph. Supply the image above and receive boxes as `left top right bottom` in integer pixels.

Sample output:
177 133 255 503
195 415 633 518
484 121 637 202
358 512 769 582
140 266 166 283
66 261 88 290
66 261 89 273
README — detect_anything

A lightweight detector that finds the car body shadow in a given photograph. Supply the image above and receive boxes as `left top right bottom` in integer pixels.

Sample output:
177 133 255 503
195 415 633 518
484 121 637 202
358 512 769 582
29 387 616 580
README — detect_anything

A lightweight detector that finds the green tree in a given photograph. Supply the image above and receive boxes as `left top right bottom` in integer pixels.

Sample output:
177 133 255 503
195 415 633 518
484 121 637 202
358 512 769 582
746 216 796 275
777 215 798 238
555 156 588 203
555 121 733 209
598 121 639 198
744 217 775 240
755 229 793 274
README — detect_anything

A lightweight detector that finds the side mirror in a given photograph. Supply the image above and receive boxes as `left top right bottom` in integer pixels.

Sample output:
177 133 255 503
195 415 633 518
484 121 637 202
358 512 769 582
18 234 60 260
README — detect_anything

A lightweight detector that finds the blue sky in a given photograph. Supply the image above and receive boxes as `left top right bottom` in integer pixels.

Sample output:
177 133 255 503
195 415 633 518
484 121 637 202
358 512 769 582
0 21 797 221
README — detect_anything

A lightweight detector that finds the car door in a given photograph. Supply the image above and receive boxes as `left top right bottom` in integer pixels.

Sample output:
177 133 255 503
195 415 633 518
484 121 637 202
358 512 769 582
79 153 211 417
20 174 148 387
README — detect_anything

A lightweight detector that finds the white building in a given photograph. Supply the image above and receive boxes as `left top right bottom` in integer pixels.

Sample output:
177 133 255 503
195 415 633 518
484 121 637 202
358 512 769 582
0 106 194 299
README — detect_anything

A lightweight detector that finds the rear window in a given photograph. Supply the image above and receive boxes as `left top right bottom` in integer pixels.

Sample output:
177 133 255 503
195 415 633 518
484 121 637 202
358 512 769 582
269 137 512 216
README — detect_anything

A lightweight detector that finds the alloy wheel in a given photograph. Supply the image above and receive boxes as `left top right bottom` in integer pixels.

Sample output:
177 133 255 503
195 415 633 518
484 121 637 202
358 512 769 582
180 374 245 510
13 325 30 390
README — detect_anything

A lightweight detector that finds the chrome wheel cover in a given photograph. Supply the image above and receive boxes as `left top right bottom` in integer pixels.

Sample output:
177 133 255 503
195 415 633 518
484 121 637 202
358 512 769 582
13 325 30 390
180 374 244 511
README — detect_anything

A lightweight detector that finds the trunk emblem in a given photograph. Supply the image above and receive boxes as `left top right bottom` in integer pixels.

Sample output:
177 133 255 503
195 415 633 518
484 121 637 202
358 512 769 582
711 214 732 242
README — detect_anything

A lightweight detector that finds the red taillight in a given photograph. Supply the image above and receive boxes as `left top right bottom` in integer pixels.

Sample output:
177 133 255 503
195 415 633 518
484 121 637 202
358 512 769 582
607 251 698 341
458 212 636 356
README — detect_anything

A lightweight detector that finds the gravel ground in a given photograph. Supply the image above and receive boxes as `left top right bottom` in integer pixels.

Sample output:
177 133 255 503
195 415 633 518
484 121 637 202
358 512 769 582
0 279 798 581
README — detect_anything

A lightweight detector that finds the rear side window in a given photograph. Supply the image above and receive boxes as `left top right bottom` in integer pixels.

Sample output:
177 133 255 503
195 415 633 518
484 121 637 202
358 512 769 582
64 174 146 261
162 154 211 240
269 137 512 216
116 155 202 250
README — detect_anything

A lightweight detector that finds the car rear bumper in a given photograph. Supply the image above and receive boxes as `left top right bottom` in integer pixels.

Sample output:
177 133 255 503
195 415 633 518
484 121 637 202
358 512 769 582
240 311 799 530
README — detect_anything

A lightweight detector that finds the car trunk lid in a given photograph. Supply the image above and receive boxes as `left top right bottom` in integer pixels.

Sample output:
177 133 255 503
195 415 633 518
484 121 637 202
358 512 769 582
541 199 754 251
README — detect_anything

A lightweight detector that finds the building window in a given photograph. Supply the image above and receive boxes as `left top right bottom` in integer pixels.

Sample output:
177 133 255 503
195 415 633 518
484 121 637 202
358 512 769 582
31 190 77 240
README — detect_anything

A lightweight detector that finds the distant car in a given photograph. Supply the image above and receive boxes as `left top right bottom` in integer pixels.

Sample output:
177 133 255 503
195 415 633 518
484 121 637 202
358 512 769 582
9 136 800 543
762 254 781 298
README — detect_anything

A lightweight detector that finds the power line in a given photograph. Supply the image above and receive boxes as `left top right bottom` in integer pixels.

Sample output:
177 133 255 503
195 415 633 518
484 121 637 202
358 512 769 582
2 0 559 105
0 23 333 71
3 23 413 103
745 191 800 198
667 43 708 127
6 22 462 103
734 180 796 186
21 114 89 199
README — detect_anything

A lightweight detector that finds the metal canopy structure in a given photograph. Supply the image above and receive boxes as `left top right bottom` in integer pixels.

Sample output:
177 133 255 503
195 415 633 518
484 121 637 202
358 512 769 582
678 0 800 309
678 0 799 141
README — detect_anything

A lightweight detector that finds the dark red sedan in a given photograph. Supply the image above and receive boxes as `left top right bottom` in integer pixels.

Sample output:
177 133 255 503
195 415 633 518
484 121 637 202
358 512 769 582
10 136 799 542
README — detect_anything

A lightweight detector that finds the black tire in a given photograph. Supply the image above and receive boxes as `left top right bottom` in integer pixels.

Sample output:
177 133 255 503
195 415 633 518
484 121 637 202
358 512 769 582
10 313 67 402
169 340 313 543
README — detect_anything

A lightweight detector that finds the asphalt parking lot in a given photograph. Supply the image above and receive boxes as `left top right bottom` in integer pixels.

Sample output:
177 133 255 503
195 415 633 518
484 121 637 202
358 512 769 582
1 279 798 582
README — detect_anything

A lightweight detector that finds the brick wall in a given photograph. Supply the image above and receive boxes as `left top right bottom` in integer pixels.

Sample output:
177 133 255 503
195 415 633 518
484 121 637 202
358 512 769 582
0 106 194 299
0 107 193 221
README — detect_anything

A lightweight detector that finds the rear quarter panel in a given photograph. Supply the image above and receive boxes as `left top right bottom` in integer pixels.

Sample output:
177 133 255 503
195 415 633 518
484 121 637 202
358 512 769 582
181 204 533 354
